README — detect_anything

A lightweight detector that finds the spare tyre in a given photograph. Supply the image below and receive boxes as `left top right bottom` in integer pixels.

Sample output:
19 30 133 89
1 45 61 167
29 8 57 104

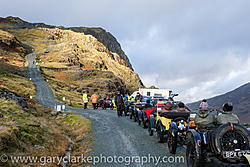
212 123 250 162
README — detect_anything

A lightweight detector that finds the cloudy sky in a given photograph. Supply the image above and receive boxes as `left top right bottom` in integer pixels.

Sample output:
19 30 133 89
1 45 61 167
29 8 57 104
1 0 250 102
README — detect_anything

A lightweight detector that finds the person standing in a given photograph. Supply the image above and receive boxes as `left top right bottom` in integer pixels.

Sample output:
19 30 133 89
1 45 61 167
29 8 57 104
135 92 143 102
115 91 124 117
123 93 129 116
91 93 98 109
112 96 116 110
199 99 208 110
82 91 88 109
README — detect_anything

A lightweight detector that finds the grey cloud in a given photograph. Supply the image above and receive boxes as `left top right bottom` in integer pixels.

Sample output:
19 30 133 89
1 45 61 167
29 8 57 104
1 0 250 102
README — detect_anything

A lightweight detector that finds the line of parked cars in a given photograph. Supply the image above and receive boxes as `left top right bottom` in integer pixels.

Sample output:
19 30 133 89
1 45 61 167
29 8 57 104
124 96 250 167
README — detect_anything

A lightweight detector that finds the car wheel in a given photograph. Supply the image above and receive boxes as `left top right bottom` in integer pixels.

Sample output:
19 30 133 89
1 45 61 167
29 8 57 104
141 114 146 128
213 123 250 163
138 120 141 125
148 120 154 136
168 131 177 154
186 137 201 167
134 113 137 122
143 119 147 129
157 123 165 143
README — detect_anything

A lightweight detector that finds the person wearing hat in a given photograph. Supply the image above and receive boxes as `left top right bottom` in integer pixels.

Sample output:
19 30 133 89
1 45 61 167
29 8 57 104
199 99 208 110
115 91 124 117
216 103 239 125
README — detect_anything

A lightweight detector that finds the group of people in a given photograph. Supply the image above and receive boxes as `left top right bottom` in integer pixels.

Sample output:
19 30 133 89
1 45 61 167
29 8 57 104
82 90 132 111
194 99 240 129
82 90 240 128
114 91 134 116
82 91 98 109
160 101 189 113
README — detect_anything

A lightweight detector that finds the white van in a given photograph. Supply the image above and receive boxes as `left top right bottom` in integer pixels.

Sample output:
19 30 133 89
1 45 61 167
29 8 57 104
131 88 172 98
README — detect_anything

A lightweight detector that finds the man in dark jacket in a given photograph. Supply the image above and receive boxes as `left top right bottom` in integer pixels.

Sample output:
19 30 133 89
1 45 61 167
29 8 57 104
135 92 143 102
115 91 124 117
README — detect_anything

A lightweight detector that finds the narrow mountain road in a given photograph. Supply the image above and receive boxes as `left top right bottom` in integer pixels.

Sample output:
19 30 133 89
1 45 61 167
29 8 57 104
27 52 227 167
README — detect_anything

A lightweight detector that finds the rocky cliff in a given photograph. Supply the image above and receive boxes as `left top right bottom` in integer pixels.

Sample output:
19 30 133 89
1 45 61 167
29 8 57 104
69 27 133 70
0 16 133 69
0 29 30 58
0 16 143 105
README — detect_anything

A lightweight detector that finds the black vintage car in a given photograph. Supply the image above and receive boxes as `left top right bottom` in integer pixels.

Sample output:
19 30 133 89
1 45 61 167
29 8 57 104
167 112 190 154
185 122 250 167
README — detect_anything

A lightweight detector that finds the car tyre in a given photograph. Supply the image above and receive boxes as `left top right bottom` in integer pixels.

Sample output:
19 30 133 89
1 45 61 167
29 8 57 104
143 120 147 129
186 137 201 167
134 113 137 122
157 123 165 143
130 112 132 119
168 131 177 154
213 123 250 163
148 120 154 136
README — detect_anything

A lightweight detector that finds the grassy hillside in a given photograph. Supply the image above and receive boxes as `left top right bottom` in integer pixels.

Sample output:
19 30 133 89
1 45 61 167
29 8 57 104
0 23 143 106
0 29 91 167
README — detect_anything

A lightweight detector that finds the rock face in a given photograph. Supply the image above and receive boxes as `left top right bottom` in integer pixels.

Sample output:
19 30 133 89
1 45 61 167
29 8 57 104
40 28 142 92
0 30 29 57
69 27 133 70
0 90 27 108
0 16 143 94
0 17 134 70
67 70 127 95
0 16 55 29
0 16 28 24
188 83 250 123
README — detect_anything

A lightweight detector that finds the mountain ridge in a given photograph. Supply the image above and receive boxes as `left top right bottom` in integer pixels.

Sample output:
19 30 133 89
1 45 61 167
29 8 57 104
0 16 143 107
188 82 250 123
0 16 133 70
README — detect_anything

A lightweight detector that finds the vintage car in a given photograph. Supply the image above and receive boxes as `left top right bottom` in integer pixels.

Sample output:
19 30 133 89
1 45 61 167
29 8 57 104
102 99 113 110
185 122 250 167
141 107 156 128
147 108 171 142
123 98 130 116
148 102 190 141
129 101 136 120
129 96 151 123
140 99 170 128
129 102 143 122
167 112 190 154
